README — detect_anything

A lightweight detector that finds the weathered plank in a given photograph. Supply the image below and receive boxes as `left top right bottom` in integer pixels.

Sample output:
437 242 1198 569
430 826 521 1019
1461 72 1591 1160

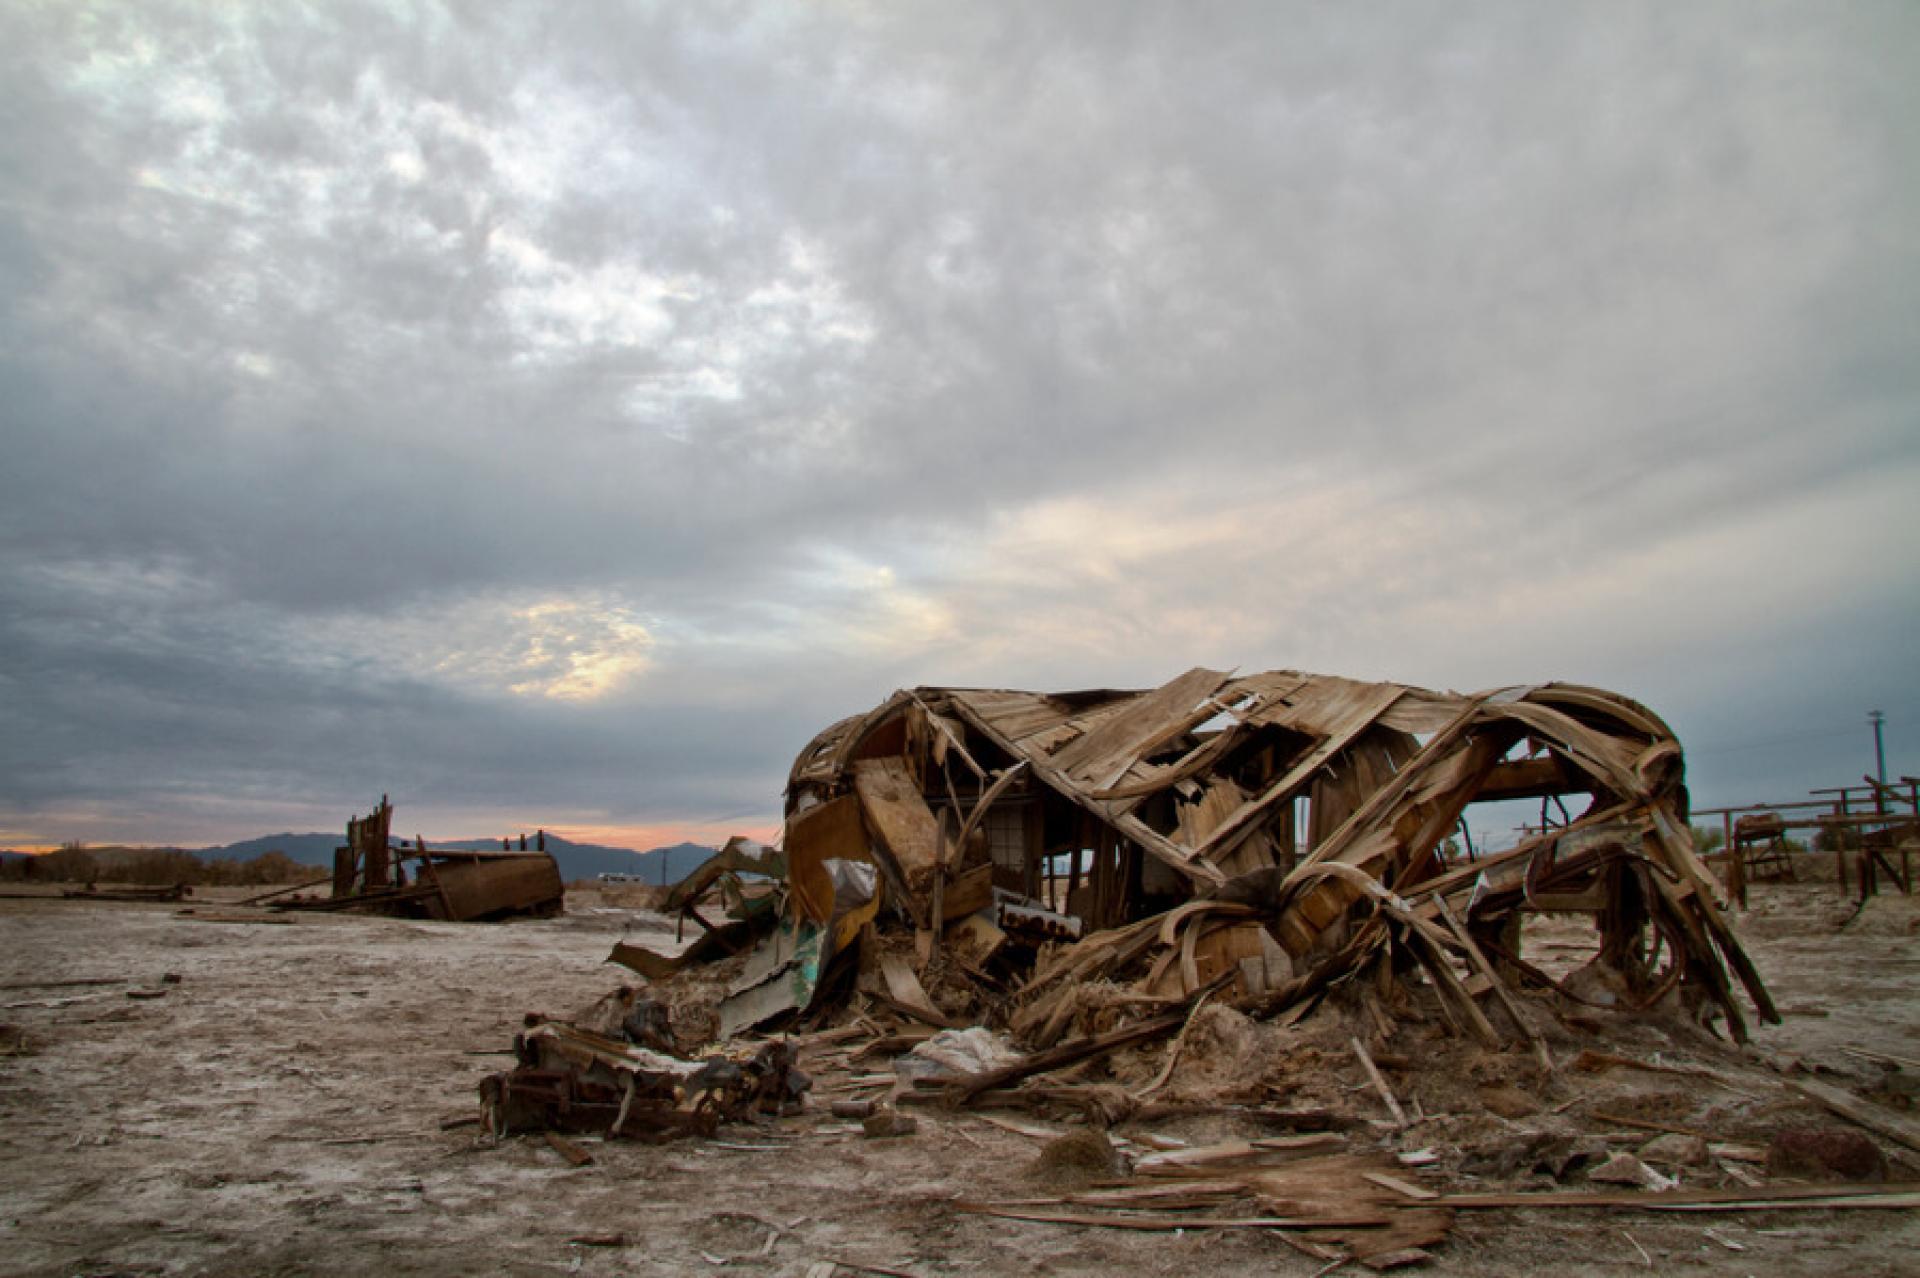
1790 1078 1920 1155
1051 666 1231 781
852 757 942 890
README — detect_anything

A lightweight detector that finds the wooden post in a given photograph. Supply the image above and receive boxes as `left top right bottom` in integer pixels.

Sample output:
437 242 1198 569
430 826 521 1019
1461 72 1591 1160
1066 814 1087 910
1722 811 1743 909
1023 801 1043 899
1835 803 1850 897
1091 830 1110 930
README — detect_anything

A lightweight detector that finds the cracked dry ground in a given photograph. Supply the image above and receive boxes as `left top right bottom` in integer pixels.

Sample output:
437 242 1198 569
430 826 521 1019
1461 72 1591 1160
2 876 1917 1277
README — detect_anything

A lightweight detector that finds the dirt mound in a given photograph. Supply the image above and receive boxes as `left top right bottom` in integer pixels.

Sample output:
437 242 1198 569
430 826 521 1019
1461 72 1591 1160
1025 1127 1127 1187
1158 1003 1272 1102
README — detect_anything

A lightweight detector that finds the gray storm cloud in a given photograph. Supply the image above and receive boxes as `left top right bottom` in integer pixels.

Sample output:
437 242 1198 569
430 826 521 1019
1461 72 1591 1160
1 2 1915 848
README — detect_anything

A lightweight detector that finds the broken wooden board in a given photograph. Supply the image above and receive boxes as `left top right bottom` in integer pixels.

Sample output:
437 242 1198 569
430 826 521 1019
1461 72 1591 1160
852 757 943 890
1432 1182 1920 1210
784 795 873 924
1049 666 1231 783
1789 1078 1920 1155
877 954 958 1029
940 863 994 923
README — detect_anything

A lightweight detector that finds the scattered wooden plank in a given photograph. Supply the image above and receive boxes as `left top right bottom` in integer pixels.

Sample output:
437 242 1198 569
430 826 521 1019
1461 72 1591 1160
1569 1050 1758 1096
1350 1036 1407 1128
543 1131 594 1167
954 1204 1397 1231
817 1258 924 1278
172 910 296 925
1789 1078 1920 1155
1433 1182 1920 1210
0 977 124 991
988 1183 1249 1210
2 994 110 1010
1583 1111 1766 1162
1587 1111 1712 1140
952 1009 1188 1102
234 876 333 906
877 956 961 1030
970 1113 1064 1141
1253 1133 1346 1153
1362 1171 1438 1201
1841 1045 1920 1071
1134 1140 1259 1172
1359 1248 1432 1271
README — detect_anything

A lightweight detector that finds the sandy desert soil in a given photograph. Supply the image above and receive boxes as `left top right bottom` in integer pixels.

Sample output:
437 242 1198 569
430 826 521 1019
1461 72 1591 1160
2 869 1917 1277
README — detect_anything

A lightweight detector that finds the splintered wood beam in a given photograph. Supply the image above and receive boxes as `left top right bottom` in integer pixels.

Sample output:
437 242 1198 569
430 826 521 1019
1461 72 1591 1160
1350 1035 1407 1127
1430 1182 1920 1210
1402 919 1502 1049
953 761 1030 855
951 1008 1190 1102
1645 804 1778 1024
1049 666 1232 779
1474 755 1583 802
943 697 1221 885
1433 895 1552 1071
1288 696 1486 875
1190 685 1408 863
1790 1079 1920 1155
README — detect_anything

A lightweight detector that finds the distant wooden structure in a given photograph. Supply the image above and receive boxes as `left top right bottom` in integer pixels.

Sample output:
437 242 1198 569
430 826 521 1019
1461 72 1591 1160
1698 776 1918 907
283 795 564 922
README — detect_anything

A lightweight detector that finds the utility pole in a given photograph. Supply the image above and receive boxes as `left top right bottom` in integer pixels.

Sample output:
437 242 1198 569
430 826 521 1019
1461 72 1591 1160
1871 710 1887 785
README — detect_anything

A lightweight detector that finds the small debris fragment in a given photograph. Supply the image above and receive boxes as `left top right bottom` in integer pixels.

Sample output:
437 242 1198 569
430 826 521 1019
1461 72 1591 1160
1766 1127 1887 1182
861 1111 918 1139
1587 1153 1677 1191
1637 1132 1711 1168
543 1131 594 1167
1702 1228 1746 1252
1534 1135 1611 1182
1026 1128 1126 1185
1477 1085 1540 1120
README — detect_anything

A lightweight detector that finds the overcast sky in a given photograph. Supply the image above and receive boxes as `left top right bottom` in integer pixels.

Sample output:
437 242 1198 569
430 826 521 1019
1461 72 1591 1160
2 2 1915 853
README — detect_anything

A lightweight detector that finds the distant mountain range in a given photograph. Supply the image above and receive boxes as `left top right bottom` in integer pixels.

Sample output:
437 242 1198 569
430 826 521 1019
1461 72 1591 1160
3 834 718 887
199 832 716 885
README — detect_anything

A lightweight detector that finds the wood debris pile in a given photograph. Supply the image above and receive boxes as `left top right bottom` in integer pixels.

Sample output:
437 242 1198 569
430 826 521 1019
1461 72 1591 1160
620 667 1776 1066
468 669 1920 1270
480 990 811 1141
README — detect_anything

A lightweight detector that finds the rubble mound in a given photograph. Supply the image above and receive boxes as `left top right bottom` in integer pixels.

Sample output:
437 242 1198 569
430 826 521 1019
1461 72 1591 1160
1026 1127 1127 1187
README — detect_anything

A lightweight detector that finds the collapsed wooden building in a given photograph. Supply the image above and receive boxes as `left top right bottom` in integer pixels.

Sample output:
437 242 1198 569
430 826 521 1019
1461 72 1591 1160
642 666 1777 1056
